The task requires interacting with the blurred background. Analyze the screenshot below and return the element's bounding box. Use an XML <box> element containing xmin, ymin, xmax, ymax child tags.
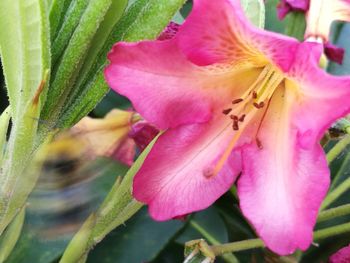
<box><xmin>1</xmin><ymin>0</ymin><xmax>350</xmax><ymax>262</ymax></box>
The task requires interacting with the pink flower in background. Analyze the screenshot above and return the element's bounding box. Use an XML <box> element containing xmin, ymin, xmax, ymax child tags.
<box><xmin>277</xmin><ymin>0</ymin><xmax>348</xmax><ymax>64</ymax></box>
<box><xmin>104</xmin><ymin>0</ymin><xmax>350</xmax><ymax>256</ymax></box>
<box><xmin>277</xmin><ymin>0</ymin><xmax>309</xmax><ymax>20</ymax></box>
<box><xmin>305</xmin><ymin>0</ymin><xmax>350</xmax><ymax>64</ymax></box>
<box><xmin>329</xmin><ymin>244</ymin><xmax>350</xmax><ymax>263</ymax></box>
<box><xmin>129</xmin><ymin>121</ymin><xmax>159</xmax><ymax>151</ymax></box>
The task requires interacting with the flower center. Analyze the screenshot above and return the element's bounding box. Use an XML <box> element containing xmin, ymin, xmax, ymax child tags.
<box><xmin>223</xmin><ymin>64</ymin><xmax>284</xmax><ymax>136</ymax></box>
<box><xmin>211</xmin><ymin>64</ymin><xmax>285</xmax><ymax>177</ymax></box>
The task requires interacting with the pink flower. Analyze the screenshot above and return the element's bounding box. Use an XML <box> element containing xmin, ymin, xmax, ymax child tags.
<box><xmin>277</xmin><ymin>0</ymin><xmax>348</xmax><ymax>64</ymax></box>
<box><xmin>104</xmin><ymin>0</ymin><xmax>350</xmax><ymax>255</ymax></box>
<box><xmin>329</xmin><ymin>244</ymin><xmax>350</xmax><ymax>263</ymax></box>
<box><xmin>277</xmin><ymin>0</ymin><xmax>309</xmax><ymax>20</ymax></box>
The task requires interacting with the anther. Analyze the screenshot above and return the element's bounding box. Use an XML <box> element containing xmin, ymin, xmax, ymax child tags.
<box><xmin>253</xmin><ymin>102</ymin><xmax>265</xmax><ymax>109</ymax></box>
<box><xmin>253</xmin><ymin>102</ymin><xmax>260</xmax><ymax>109</ymax></box>
<box><xmin>238</xmin><ymin>114</ymin><xmax>246</xmax><ymax>122</ymax></box>
<box><xmin>222</xmin><ymin>108</ymin><xmax>232</xmax><ymax>115</ymax></box>
<box><xmin>232</xmin><ymin>98</ymin><xmax>243</xmax><ymax>104</ymax></box>
<box><xmin>252</xmin><ymin>91</ymin><xmax>258</xmax><ymax>99</ymax></box>
<box><xmin>230</xmin><ymin>115</ymin><xmax>239</xmax><ymax>121</ymax></box>
<box><xmin>232</xmin><ymin>120</ymin><xmax>239</xmax><ymax>131</ymax></box>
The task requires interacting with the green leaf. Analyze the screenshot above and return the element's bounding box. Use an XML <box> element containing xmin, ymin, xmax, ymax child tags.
<box><xmin>73</xmin><ymin>0</ymin><xmax>128</xmax><ymax>92</ymax></box>
<box><xmin>57</xmin><ymin>0</ymin><xmax>186</xmax><ymax>128</ymax></box>
<box><xmin>0</xmin><ymin>207</ymin><xmax>25</xmax><ymax>263</ymax></box>
<box><xmin>0</xmin><ymin>0</ymin><xmax>50</xmax><ymax>235</ymax></box>
<box><xmin>0</xmin><ymin>0</ymin><xmax>50</xmax><ymax>120</ymax></box>
<box><xmin>51</xmin><ymin>0</ymin><xmax>89</xmax><ymax>66</ymax></box>
<box><xmin>241</xmin><ymin>0</ymin><xmax>265</xmax><ymax>28</ymax></box>
<box><xmin>88</xmin><ymin>208</ymin><xmax>185</xmax><ymax>263</ymax></box>
<box><xmin>49</xmin><ymin>0</ymin><xmax>73</xmax><ymax>43</ymax></box>
<box><xmin>42</xmin><ymin>0</ymin><xmax>113</xmax><ymax>122</ymax></box>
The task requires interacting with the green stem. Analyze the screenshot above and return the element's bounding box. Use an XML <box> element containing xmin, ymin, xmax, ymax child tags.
<box><xmin>190</xmin><ymin>221</ymin><xmax>239</xmax><ymax>263</ymax></box>
<box><xmin>326</xmin><ymin>135</ymin><xmax>350</xmax><ymax>164</ymax></box>
<box><xmin>321</xmin><ymin>177</ymin><xmax>350</xmax><ymax>210</ymax></box>
<box><xmin>314</xmin><ymin>222</ymin><xmax>350</xmax><ymax>240</ymax></box>
<box><xmin>210</xmin><ymin>220</ymin><xmax>350</xmax><ymax>256</ymax></box>
<box><xmin>318</xmin><ymin>204</ymin><xmax>350</xmax><ymax>223</ymax></box>
<box><xmin>190</xmin><ymin>221</ymin><xmax>221</xmax><ymax>246</ymax></box>
<box><xmin>211</xmin><ymin>239</ymin><xmax>265</xmax><ymax>256</ymax></box>
<box><xmin>284</xmin><ymin>12</ymin><xmax>306</xmax><ymax>40</ymax></box>
<box><xmin>330</xmin><ymin>152</ymin><xmax>350</xmax><ymax>190</ymax></box>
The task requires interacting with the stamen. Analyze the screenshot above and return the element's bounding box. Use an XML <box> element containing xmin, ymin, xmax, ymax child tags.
<box><xmin>258</xmin><ymin>102</ymin><xmax>265</xmax><ymax>108</ymax></box>
<box><xmin>254</xmin><ymin>93</ymin><xmax>275</xmax><ymax>150</ymax></box>
<box><xmin>222</xmin><ymin>108</ymin><xmax>232</xmax><ymax>115</ymax></box>
<box><xmin>252</xmin><ymin>91</ymin><xmax>258</xmax><ymax>99</ymax></box>
<box><xmin>238</xmin><ymin>114</ymin><xmax>246</xmax><ymax>122</ymax></box>
<box><xmin>232</xmin><ymin>98</ymin><xmax>243</xmax><ymax>104</ymax></box>
<box><xmin>212</xmin><ymin>127</ymin><xmax>244</xmax><ymax>177</ymax></box>
<box><xmin>232</xmin><ymin>121</ymin><xmax>239</xmax><ymax>131</ymax></box>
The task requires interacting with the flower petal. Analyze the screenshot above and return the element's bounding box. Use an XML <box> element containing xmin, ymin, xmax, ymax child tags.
<box><xmin>329</xmin><ymin>244</ymin><xmax>350</xmax><ymax>263</ymax></box>
<box><xmin>277</xmin><ymin>0</ymin><xmax>309</xmax><ymax>20</ymax></box>
<box><xmin>105</xmin><ymin>40</ymin><xmax>255</xmax><ymax>130</ymax></box>
<box><xmin>287</xmin><ymin>42</ymin><xmax>350</xmax><ymax>147</ymax></box>
<box><xmin>238</xmin><ymin>86</ymin><xmax>330</xmax><ymax>255</ymax></box>
<box><xmin>133</xmin><ymin>117</ymin><xmax>241</xmax><ymax>220</ymax></box>
<box><xmin>177</xmin><ymin>0</ymin><xmax>299</xmax><ymax>72</ymax></box>
<box><xmin>105</xmin><ymin>40</ymin><xmax>214</xmax><ymax>130</ymax></box>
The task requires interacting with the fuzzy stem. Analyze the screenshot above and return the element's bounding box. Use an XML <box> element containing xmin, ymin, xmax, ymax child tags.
<box><xmin>210</xmin><ymin>220</ymin><xmax>350</xmax><ymax>256</ymax></box>
<box><xmin>321</xmin><ymin>177</ymin><xmax>350</xmax><ymax>210</ymax></box>
<box><xmin>318</xmin><ymin>204</ymin><xmax>350</xmax><ymax>223</ymax></box>
<box><xmin>326</xmin><ymin>135</ymin><xmax>350</xmax><ymax>164</ymax></box>
<box><xmin>190</xmin><ymin>221</ymin><xmax>239</xmax><ymax>263</ymax></box>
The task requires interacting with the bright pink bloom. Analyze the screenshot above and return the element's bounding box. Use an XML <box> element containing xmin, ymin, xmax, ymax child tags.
<box><xmin>277</xmin><ymin>0</ymin><xmax>309</xmax><ymax>20</ymax></box>
<box><xmin>104</xmin><ymin>0</ymin><xmax>350</xmax><ymax>255</ymax></box>
<box><xmin>330</xmin><ymin>244</ymin><xmax>350</xmax><ymax>263</ymax></box>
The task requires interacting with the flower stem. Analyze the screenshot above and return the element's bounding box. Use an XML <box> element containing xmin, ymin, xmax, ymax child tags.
<box><xmin>210</xmin><ymin>219</ymin><xmax>350</xmax><ymax>256</ymax></box>
<box><xmin>190</xmin><ymin>220</ymin><xmax>239</xmax><ymax>263</ymax></box>
<box><xmin>321</xmin><ymin>177</ymin><xmax>350</xmax><ymax>210</ymax></box>
<box><xmin>210</xmin><ymin>239</ymin><xmax>265</xmax><ymax>255</ymax></box>
<box><xmin>314</xmin><ymin>222</ymin><xmax>350</xmax><ymax>240</ymax></box>
<box><xmin>190</xmin><ymin>221</ymin><xmax>221</xmax><ymax>246</ymax></box>
<box><xmin>318</xmin><ymin>204</ymin><xmax>350</xmax><ymax>223</ymax></box>
<box><xmin>326</xmin><ymin>135</ymin><xmax>350</xmax><ymax>164</ymax></box>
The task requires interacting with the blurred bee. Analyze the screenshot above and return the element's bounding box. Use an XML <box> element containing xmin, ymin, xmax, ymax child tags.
<box><xmin>27</xmin><ymin>109</ymin><xmax>137</xmax><ymax>238</ymax></box>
